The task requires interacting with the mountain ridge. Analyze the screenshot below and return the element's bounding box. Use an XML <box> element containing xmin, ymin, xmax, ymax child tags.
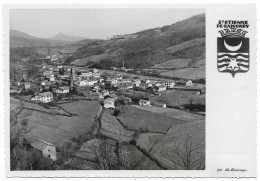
<box><xmin>51</xmin><ymin>33</ymin><xmax>86</xmax><ymax>42</ymax></box>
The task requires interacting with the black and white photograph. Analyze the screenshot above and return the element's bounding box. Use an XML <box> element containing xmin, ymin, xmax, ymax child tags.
<box><xmin>3</xmin><ymin>3</ymin><xmax>257</xmax><ymax>179</ymax></box>
<box><xmin>9</xmin><ymin>8</ymin><xmax>206</xmax><ymax>170</ymax></box>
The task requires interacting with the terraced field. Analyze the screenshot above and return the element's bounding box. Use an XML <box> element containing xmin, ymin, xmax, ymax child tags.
<box><xmin>99</xmin><ymin>109</ymin><xmax>134</xmax><ymax>142</ymax></box>
<box><xmin>13</xmin><ymin>98</ymin><xmax>101</xmax><ymax>146</ymax></box>
<box><xmin>118</xmin><ymin>105</ymin><xmax>194</xmax><ymax>134</ymax></box>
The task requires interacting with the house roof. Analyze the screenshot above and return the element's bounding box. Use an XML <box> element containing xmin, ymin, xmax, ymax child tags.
<box><xmin>39</xmin><ymin>92</ymin><xmax>53</xmax><ymax>97</ymax></box>
<box><xmin>30</xmin><ymin>139</ymin><xmax>55</xmax><ymax>151</ymax></box>
<box><xmin>139</xmin><ymin>99</ymin><xmax>150</xmax><ymax>103</ymax></box>
<box><xmin>118</xmin><ymin>83</ymin><xmax>132</xmax><ymax>87</ymax></box>
<box><xmin>104</xmin><ymin>98</ymin><xmax>115</xmax><ymax>102</ymax></box>
<box><xmin>157</xmin><ymin>85</ymin><xmax>167</xmax><ymax>88</ymax></box>
<box><xmin>59</xmin><ymin>86</ymin><xmax>69</xmax><ymax>90</ymax></box>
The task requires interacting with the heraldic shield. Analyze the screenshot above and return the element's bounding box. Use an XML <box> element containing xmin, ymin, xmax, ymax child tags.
<box><xmin>217</xmin><ymin>29</ymin><xmax>249</xmax><ymax>77</ymax></box>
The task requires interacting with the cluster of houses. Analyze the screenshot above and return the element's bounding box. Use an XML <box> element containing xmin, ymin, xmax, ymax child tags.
<box><xmin>10</xmin><ymin>62</ymin><xmax>201</xmax><ymax>110</ymax></box>
<box><xmin>104</xmin><ymin>73</ymin><xmax>176</xmax><ymax>93</ymax></box>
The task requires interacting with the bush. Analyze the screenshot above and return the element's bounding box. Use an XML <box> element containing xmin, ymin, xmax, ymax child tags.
<box><xmin>114</xmin><ymin>107</ymin><xmax>121</xmax><ymax>117</ymax></box>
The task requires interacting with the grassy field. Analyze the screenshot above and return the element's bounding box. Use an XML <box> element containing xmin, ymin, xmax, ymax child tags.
<box><xmin>132</xmin><ymin>105</ymin><xmax>204</xmax><ymax>122</ymax></box>
<box><xmin>192</xmin><ymin>58</ymin><xmax>205</xmax><ymax>68</ymax></box>
<box><xmin>153</xmin><ymin>90</ymin><xmax>198</xmax><ymax>107</ymax></box>
<box><xmin>11</xmin><ymin>97</ymin><xmax>70</xmax><ymax>116</ymax></box>
<box><xmin>118</xmin><ymin>105</ymin><xmax>191</xmax><ymax>134</ymax></box>
<box><xmin>160</xmin><ymin>67</ymin><xmax>205</xmax><ymax>80</ymax></box>
<box><xmin>59</xmin><ymin>100</ymin><xmax>102</xmax><ymax>117</ymax></box>
<box><xmin>18</xmin><ymin>109</ymin><xmax>96</xmax><ymax>146</ymax></box>
<box><xmin>149</xmin><ymin>58</ymin><xmax>192</xmax><ymax>69</ymax></box>
<box><xmin>136</xmin><ymin>119</ymin><xmax>205</xmax><ymax>169</ymax></box>
<box><xmin>15</xmin><ymin>100</ymin><xmax>101</xmax><ymax>146</ymax></box>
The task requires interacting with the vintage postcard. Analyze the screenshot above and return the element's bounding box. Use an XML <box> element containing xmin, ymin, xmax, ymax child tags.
<box><xmin>3</xmin><ymin>4</ymin><xmax>257</xmax><ymax>178</ymax></box>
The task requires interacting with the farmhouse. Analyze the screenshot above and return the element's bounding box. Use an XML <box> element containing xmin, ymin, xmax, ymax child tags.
<box><xmin>139</xmin><ymin>99</ymin><xmax>151</xmax><ymax>106</ymax></box>
<box><xmin>47</xmin><ymin>75</ymin><xmax>56</xmax><ymax>82</ymax></box>
<box><xmin>81</xmin><ymin>72</ymin><xmax>92</xmax><ymax>77</ymax></box>
<box><xmin>164</xmin><ymin>81</ymin><xmax>175</xmax><ymax>89</ymax></box>
<box><xmin>53</xmin><ymin>86</ymin><xmax>69</xmax><ymax>94</ymax></box>
<box><xmin>75</xmin><ymin>79</ymin><xmax>97</xmax><ymax>87</ymax></box>
<box><xmin>10</xmin><ymin>86</ymin><xmax>22</xmax><ymax>94</ymax></box>
<box><xmin>43</xmin><ymin>70</ymin><xmax>53</xmax><ymax>77</ymax></box>
<box><xmin>104</xmin><ymin>98</ymin><xmax>115</xmax><ymax>109</ymax></box>
<box><xmin>102</xmin><ymin>90</ymin><xmax>110</xmax><ymax>97</ymax></box>
<box><xmin>131</xmin><ymin>79</ymin><xmax>141</xmax><ymax>86</ymax></box>
<box><xmin>23</xmin><ymin>82</ymin><xmax>31</xmax><ymax>90</ymax></box>
<box><xmin>92</xmin><ymin>72</ymin><xmax>101</xmax><ymax>78</ymax></box>
<box><xmin>186</xmin><ymin>80</ymin><xmax>193</xmax><ymax>87</ymax></box>
<box><xmin>121</xmin><ymin>79</ymin><xmax>132</xmax><ymax>83</ymax></box>
<box><xmin>155</xmin><ymin>85</ymin><xmax>167</xmax><ymax>92</ymax></box>
<box><xmin>118</xmin><ymin>83</ymin><xmax>133</xmax><ymax>90</ymax></box>
<box><xmin>30</xmin><ymin>139</ymin><xmax>57</xmax><ymax>161</ymax></box>
<box><xmin>146</xmin><ymin>83</ymin><xmax>153</xmax><ymax>88</ymax></box>
<box><xmin>135</xmin><ymin>83</ymin><xmax>147</xmax><ymax>90</ymax></box>
<box><xmin>31</xmin><ymin>92</ymin><xmax>53</xmax><ymax>103</ymax></box>
<box><xmin>115</xmin><ymin>73</ymin><xmax>123</xmax><ymax>80</ymax></box>
<box><xmin>106</xmin><ymin>78</ymin><xmax>118</xmax><ymax>85</ymax></box>
<box><xmin>41</xmin><ymin>80</ymin><xmax>49</xmax><ymax>86</ymax></box>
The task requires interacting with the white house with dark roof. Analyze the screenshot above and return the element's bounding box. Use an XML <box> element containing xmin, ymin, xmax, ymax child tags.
<box><xmin>186</xmin><ymin>80</ymin><xmax>193</xmax><ymax>87</ymax></box>
<box><xmin>53</xmin><ymin>86</ymin><xmax>69</xmax><ymax>94</ymax></box>
<box><xmin>139</xmin><ymin>99</ymin><xmax>151</xmax><ymax>106</ymax></box>
<box><xmin>31</xmin><ymin>139</ymin><xmax>57</xmax><ymax>161</ymax></box>
<box><xmin>155</xmin><ymin>85</ymin><xmax>167</xmax><ymax>92</ymax></box>
<box><xmin>104</xmin><ymin>98</ymin><xmax>115</xmax><ymax>109</ymax></box>
<box><xmin>164</xmin><ymin>81</ymin><xmax>175</xmax><ymax>89</ymax></box>
<box><xmin>31</xmin><ymin>92</ymin><xmax>53</xmax><ymax>103</ymax></box>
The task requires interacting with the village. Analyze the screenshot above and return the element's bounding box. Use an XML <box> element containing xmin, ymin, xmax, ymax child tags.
<box><xmin>10</xmin><ymin>56</ymin><xmax>205</xmax><ymax>111</ymax></box>
<box><xmin>10</xmin><ymin>54</ymin><xmax>206</xmax><ymax>167</ymax></box>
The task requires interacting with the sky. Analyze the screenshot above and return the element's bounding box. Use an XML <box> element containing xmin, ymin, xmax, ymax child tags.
<box><xmin>10</xmin><ymin>9</ymin><xmax>204</xmax><ymax>39</ymax></box>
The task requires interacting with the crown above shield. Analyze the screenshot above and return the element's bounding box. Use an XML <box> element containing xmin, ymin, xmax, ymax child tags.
<box><xmin>218</xmin><ymin>28</ymin><xmax>248</xmax><ymax>38</ymax></box>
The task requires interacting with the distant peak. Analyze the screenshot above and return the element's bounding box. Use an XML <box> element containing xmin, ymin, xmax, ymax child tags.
<box><xmin>51</xmin><ymin>33</ymin><xmax>86</xmax><ymax>42</ymax></box>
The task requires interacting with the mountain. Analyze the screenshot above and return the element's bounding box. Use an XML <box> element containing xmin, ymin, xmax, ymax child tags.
<box><xmin>51</xmin><ymin>33</ymin><xmax>86</xmax><ymax>42</ymax></box>
<box><xmin>10</xmin><ymin>29</ymin><xmax>38</xmax><ymax>40</ymax></box>
<box><xmin>10</xmin><ymin>30</ymin><xmax>71</xmax><ymax>48</ymax></box>
<box><xmin>68</xmin><ymin>14</ymin><xmax>205</xmax><ymax>80</ymax></box>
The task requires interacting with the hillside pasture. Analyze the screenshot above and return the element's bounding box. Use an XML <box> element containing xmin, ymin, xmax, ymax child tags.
<box><xmin>160</xmin><ymin>67</ymin><xmax>205</xmax><ymax>80</ymax></box>
<box><xmin>149</xmin><ymin>58</ymin><xmax>192</xmax><ymax>69</ymax></box>
<box><xmin>118</xmin><ymin>105</ymin><xmax>190</xmax><ymax>134</ymax></box>
<box><xmin>16</xmin><ymin>100</ymin><xmax>101</xmax><ymax>146</ymax></box>
<box><xmin>59</xmin><ymin>100</ymin><xmax>102</xmax><ymax>117</ymax></box>
<box><xmin>10</xmin><ymin>97</ymin><xmax>70</xmax><ymax>116</ymax></box>
<box><xmin>17</xmin><ymin>109</ymin><xmax>97</xmax><ymax>146</ymax></box>
<box><xmin>136</xmin><ymin>119</ymin><xmax>205</xmax><ymax>169</ymax></box>
<box><xmin>166</xmin><ymin>38</ymin><xmax>205</xmax><ymax>55</ymax></box>
<box><xmin>153</xmin><ymin>90</ymin><xmax>197</xmax><ymax>107</ymax></box>
<box><xmin>70</xmin><ymin>53</ymin><xmax>110</xmax><ymax>66</ymax></box>
<box><xmin>132</xmin><ymin>105</ymin><xmax>204</xmax><ymax>122</ymax></box>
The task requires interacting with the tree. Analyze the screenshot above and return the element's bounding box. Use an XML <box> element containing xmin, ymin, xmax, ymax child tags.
<box><xmin>161</xmin><ymin>133</ymin><xmax>205</xmax><ymax>170</ymax></box>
